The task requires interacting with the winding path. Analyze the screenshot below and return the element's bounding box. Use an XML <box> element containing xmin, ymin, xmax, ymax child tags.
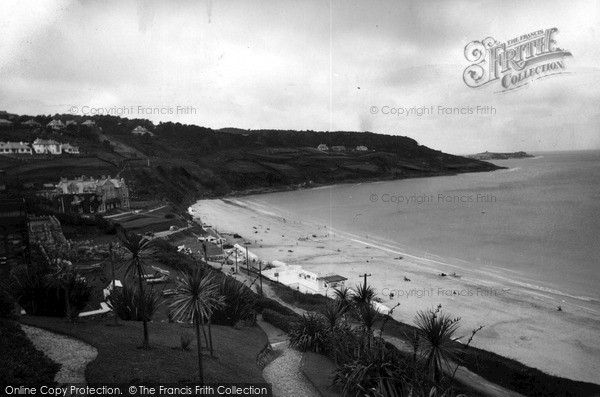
<box><xmin>20</xmin><ymin>324</ymin><xmax>98</xmax><ymax>384</ymax></box>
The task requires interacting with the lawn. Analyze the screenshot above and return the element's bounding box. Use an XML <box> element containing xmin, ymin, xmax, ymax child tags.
<box><xmin>19</xmin><ymin>316</ymin><xmax>269</xmax><ymax>384</ymax></box>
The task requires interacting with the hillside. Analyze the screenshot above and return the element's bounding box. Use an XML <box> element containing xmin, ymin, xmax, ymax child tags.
<box><xmin>0</xmin><ymin>113</ymin><xmax>502</xmax><ymax>209</ymax></box>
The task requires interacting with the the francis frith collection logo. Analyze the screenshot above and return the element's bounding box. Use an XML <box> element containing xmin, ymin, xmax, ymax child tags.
<box><xmin>463</xmin><ymin>28</ymin><xmax>572</xmax><ymax>91</ymax></box>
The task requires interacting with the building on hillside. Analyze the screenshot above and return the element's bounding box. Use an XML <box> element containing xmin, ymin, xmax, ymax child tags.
<box><xmin>81</xmin><ymin>120</ymin><xmax>96</xmax><ymax>127</ymax></box>
<box><xmin>0</xmin><ymin>142</ymin><xmax>33</xmax><ymax>155</ymax></box>
<box><xmin>317</xmin><ymin>144</ymin><xmax>329</xmax><ymax>151</ymax></box>
<box><xmin>261</xmin><ymin>263</ymin><xmax>347</xmax><ymax>296</ymax></box>
<box><xmin>61</xmin><ymin>143</ymin><xmax>80</xmax><ymax>154</ymax></box>
<box><xmin>35</xmin><ymin>183</ymin><xmax>58</xmax><ymax>199</ymax></box>
<box><xmin>132</xmin><ymin>126</ymin><xmax>154</xmax><ymax>136</ymax></box>
<box><xmin>0</xmin><ymin>198</ymin><xmax>30</xmax><ymax>276</ymax></box>
<box><xmin>22</xmin><ymin>119</ymin><xmax>42</xmax><ymax>128</ymax></box>
<box><xmin>55</xmin><ymin>175</ymin><xmax>130</xmax><ymax>213</ymax></box>
<box><xmin>32</xmin><ymin>138</ymin><xmax>62</xmax><ymax>154</ymax></box>
<box><xmin>356</xmin><ymin>145</ymin><xmax>368</xmax><ymax>151</ymax></box>
<box><xmin>0</xmin><ymin>118</ymin><xmax>14</xmax><ymax>128</ymax></box>
<box><xmin>28</xmin><ymin>215</ymin><xmax>68</xmax><ymax>250</ymax></box>
<box><xmin>47</xmin><ymin>119</ymin><xmax>66</xmax><ymax>131</ymax></box>
<box><xmin>66</xmin><ymin>120</ymin><xmax>77</xmax><ymax>126</ymax></box>
<box><xmin>331</xmin><ymin>145</ymin><xmax>346</xmax><ymax>152</ymax></box>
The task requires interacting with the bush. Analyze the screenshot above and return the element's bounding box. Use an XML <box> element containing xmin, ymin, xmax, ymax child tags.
<box><xmin>289</xmin><ymin>312</ymin><xmax>329</xmax><ymax>353</ymax></box>
<box><xmin>107</xmin><ymin>284</ymin><xmax>161</xmax><ymax>321</ymax></box>
<box><xmin>333</xmin><ymin>338</ymin><xmax>413</xmax><ymax>397</ymax></box>
<box><xmin>254</xmin><ymin>297</ymin><xmax>298</xmax><ymax>317</ymax></box>
<box><xmin>270</xmin><ymin>282</ymin><xmax>331</xmax><ymax>310</ymax></box>
<box><xmin>0</xmin><ymin>319</ymin><xmax>60</xmax><ymax>385</ymax></box>
<box><xmin>7</xmin><ymin>263</ymin><xmax>91</xmax><ymax>318</ymax></box>
<box><xmin>0</xmin><ymin>289</ymin><xmax>15</xmax><ymax>319</ymax></box>
<box><xmin>261</xmin><ymin>309</ymin><xmax>297</xmax><ymax>333</ymax></box>
<box><xmin>180</xmin><ymin>333</ymin><xmax>193</xmax><ymax>351</ymax></box>
<box><xmin>211</xmin><ymin>276</ymin><xmax>257</xmax><ymax>326</ymax></box>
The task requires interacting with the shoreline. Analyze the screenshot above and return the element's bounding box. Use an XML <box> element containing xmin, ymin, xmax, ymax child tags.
<box><xmin>190</xmin><ymin>196</ymin><xmax>600</xmax><ymax>385</ymax></box>
<box><xmin>193</xmin><ymin>166</ymin><xmax>507</xmax><ymax>203</ymax></box>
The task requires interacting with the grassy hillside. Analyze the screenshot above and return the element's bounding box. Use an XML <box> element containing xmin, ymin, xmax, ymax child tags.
<box><xmin>0</xmin><ymin>113</ymin><xmax>502</xmax><ymax>209</ymax></box>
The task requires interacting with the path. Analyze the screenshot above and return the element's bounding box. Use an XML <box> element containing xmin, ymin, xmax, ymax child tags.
<box><xmin>257</xmin><ymin>315</ymin><xmax>319</xmax><ymax>397</ymax></box>
<box><xmin>20</xmin><ymin>324</ymin><xmax>98</xmax><ymax>384</ymax></box>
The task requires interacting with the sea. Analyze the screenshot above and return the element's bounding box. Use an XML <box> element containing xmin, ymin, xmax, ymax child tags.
<box><xmin>233</xmin><ymin>150</ymin><xmax>600</xmax><ymax>315</ymax></box>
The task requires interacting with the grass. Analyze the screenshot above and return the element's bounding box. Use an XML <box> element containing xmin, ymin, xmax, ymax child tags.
<box><xmin>302</xmin><ymin>352</ymin><xmax>341</xmax><ymax>397</ymax></box>
<box><xmin>0</xmin><ymin>318</ymin><xmax>60</xmax><ymax>385</ymax></box>
<box><xmin>19</xmin><ymin>315</ymin><xmax>269</xmax><ymax>384</ymax></box>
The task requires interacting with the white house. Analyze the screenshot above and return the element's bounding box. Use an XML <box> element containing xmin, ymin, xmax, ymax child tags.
<box><xmin>132</xmin><ymin>126</ymin><xmax>154</xmax><ymax>136</ymax></box>
<box><xmin>261</xmin><ymin>263</ymin><xmax>347</xmax><ymax>296</ymax></box>
<box><xmin>32</xmin><ymin>138</ymin><xmax>62</xmax><ymax>155</ymax></box>
<box><xmin>47</xmin><ymin>119</ymin><xmax>65</xmax><ymax>131</ymax></box>
<box><xmin>82</xmin><ymin>120</ymin><xmax>96</xmax><ymax>127</ymax></box>
<box><xmin>22</xmin><ymin>119</ymin><xmax>41</xmax><ymax>128</ymax></box>
<box><xmin>331</xmin><ymin>145</ymin><xmax>346</xmax><ymax>152</ymax></box>
<box><xmin>0</xmin><ymin>119</ymin><xmax>13</xmax><ymax>128</ymax></box>
<box><xmin>0</xmin><ymin>142</ymin><xmax>32</xmax><ymax>155</ymax></box>
<box><xmin>356</xmin><ymin>145</ymin><xmax>368</xmax><ymax>151</ymax></box>
<box><xmin>61</xmin><ymin>143</ymin><xmax>80</xmax><ymax>154</ymax></box>
<box><xmin>317</xmin><ymin>144</ymin><xmax>329</xmax><ymax>151</ymax></box>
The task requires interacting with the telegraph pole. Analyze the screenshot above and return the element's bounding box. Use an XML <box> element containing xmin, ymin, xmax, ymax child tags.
<box><xmin>259</xmin><ymin>261</ymin><xmax>263</xmax><ymax>296</ymax></box>
<box><xmin>246</xmin><ymin>245</ymin><xmax>249</xmax><ymax>275</ymax></box>
<box><xmin>359</xmin><ymin>273</ymin><xmax>371</xmax><ymax>290</ymax></box>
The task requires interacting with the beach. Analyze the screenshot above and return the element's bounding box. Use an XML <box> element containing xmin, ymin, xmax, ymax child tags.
<box><xmin>191</xmin><ymin>196</ymin><xmax>600</xmax><ymax>384</ymax></box>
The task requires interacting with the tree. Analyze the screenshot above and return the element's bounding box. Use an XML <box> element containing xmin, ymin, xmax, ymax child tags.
<box><xmin>414</xmin><ymin>305</ymin><xmax>462</xmax><ymax>385</ymax></box>
<box><xmin>117</xmin><ymin>228</ymin><xmax>153</xmax><ymax>348</ymax></box>
<box><xmin>169</xmin><ymin>269</ymin><xmax>224</xmax><ymax>383</ymax></box>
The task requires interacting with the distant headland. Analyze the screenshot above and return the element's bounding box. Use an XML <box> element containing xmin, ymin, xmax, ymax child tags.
<box><xmin>467</xmin><ymin>151</ymin><xmax>535</xmax><ymax>160</ymax></box>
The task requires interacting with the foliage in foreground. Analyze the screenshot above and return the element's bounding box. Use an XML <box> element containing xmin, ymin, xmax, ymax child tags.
<box><xmin>7</xmin><ymin>259</ymin><xmax>91</xmax><ymax>319</ymax></box>
<box><xmin>0</xmin><ymin>319</ymin><xmax>60</xmax><ymax>385</ymax></box>
<box><xmin>107</xmin><ymin>284</ymin><xmax>162</xmax><ymax>321</ymax></box>
<box><xmin>289</xmin><ymin>312</ymin><xmax>330</xmax><ymax>353</ymax></box>
<box><xmin>261</xmin><ymin>309</ymin><xmax>297</xmax><ymax>333</ymax></box>
<box><xmin>211</xmin><ymin>275</ymin><xmax>256</xmax><ymax>326</ymax></box>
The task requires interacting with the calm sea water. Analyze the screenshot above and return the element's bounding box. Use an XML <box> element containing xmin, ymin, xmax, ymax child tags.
<box><xmin>237</xmin><ymin>151</ymin><xmax>600</xmax><ymax>312</ymax></box>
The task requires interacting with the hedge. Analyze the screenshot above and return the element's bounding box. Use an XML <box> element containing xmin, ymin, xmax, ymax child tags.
<box><xmin>261</xmin><ymin>309</ymin><xmax>298</xmax><ymax>333</ymax></box>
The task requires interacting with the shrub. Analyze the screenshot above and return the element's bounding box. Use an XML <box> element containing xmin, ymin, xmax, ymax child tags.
<box><xmin>7</xmin><ymin>263</ymin><xmax>91</xmax><ymax>318</ymax></box>
<box><xmin>180</xmin><ymin>333</ymin><xmax>193</xmax><ymax>351</ymax></box>
<box><xmin>270</xmin><ymin>282</ymin><xmax>330</xmax><ymax>310</ymax></box>
<box><xmin>261</xmin><ymin>309</ymin><xmax>296</xmax><ymax>333</ymax></box>
<box><xmin>0</xmin><ymin>319</ymin><xmax>60</xmax><ymax>385</ymax></box>
<box><xmin>211</xmin><ymin>276</ymin><xmax>256</xmax><ymax>326</ymax></box>
<box><xmin>0</xmin><ymin>289</ymin><xmax>15</xmax><ymax>319</ymax></box>
<box><xmin>289</xmin><ymin>312</ymin><xmax>329</xmax><ymax>353</ymax></box>
<box><xmin>107</xmin><ymin>284</ymin><xmax>162</xmax><ymax>321</ymax></box>
<box><xmin>333</xmin><ymin>337</ymin><xmax>413</xmax><ymax>397</ymax></box>
<box><xmin>254</xmin><ymin>297</ymin><xmax>298</xmax><ymax>317</ymax></box>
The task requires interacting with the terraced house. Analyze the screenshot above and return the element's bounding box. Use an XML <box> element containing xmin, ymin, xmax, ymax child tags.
<box><xmin>0</xmin><ymin>141</ymin><xmax>32</xmax><ymax>155</ymax></box>
<box><xmin>32</xmin><ymin>138</ymin><xmax>62</xmax><ymax>154</ymax></box>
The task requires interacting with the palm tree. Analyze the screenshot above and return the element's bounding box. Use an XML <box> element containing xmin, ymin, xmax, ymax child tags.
<box><xmin>117</xmin><ymin>228</ymin><xmax>153</xmax><ymax>348</ymax></box>
<box><xmin>333</xmin><ymin>285</ymin><xmax>352</xmax><ymax>304</ymax></box>
<box><xmin>44</xmin><ymin>259</ymin><xmax>78</xmax><ymax>322</ymax></box>
<box><xmin>414</xmin><ymin>306</ymin><xmax>462</xmax><ymax>385</ymax></box>
<box><xmin>351</xmin><ymin>283</ymin><xmax>375</xmax><ymax>306</ymax></box>
<box><xmin>169</xmin><ymin>269</ymin><xmax>224</xmax><ymax>383</ymax></box>
<box><xmin>319</xmin><ymin>299</ymin><xmax>347</xmax><ymax>332</ymax></box>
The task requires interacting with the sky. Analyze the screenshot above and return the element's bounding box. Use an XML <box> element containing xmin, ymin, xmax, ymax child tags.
<box><xmin>0</xmin><ymin>0</ymin><xmax>599</xmax><ymax>154</ymax></box>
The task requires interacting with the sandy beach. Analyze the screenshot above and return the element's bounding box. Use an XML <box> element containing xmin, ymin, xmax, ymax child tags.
<box><xmin>191</xmin><ymin>197</ymin><xmax>600</xmax><ymax>384</ymax></box>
